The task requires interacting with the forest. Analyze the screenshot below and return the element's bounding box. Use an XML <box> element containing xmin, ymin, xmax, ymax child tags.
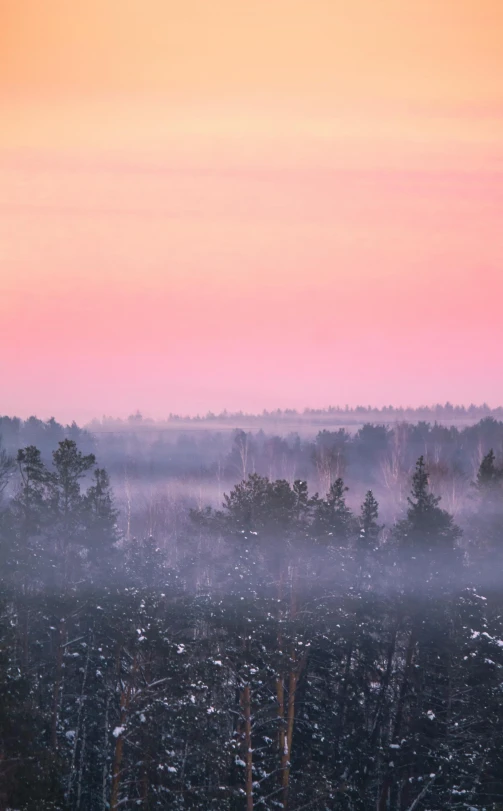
<box><xmin>1</xmin><ymin>413</ymin><xmax>503</xmax><ymax>810</ymax></box>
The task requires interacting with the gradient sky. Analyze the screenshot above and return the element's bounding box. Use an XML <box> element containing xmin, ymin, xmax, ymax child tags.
<box><xmin>1</xmin><ymin>0</ymin><xmax>502</xmax><ymax>421</ymax></box>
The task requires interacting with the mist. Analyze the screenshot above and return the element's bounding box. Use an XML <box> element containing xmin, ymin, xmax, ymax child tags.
<box><xmin>1</xmin><ymin>407</ymin><xmax>503</xmax><ymax>809</ymax></box>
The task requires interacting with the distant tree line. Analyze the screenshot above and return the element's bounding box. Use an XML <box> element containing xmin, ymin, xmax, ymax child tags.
<box><xmin>2</xmin><ymin>415</ymin><xmax>503</xmax><ymax>517</ymax></box>
<box><xmin>1</xmin><ymin>428</ymin><xmax>503</xmax><ymax>809</ymax></box>
<box><xmin>99</xmin><ymin>402</ymin><xmax>503</xmax><ymax>424</ymax></box>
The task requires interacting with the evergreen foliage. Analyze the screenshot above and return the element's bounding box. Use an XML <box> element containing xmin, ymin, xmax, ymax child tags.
<box><xmin>0</xmin><ymin>437</ymin><xmax>503</xmax><ymax>809</ymax></box>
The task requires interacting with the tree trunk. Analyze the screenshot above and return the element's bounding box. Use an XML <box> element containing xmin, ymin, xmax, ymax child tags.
<box><xmin>378</xmin><ymin>627</ymin><xmax>417</xmax><ymax>811</ymax></box>
<box><xmin>51</xmin><ymin>618</ymin><xmax>66</xmax><ymax>750</ymax></box>
<box><xmin>102</xmin><ymin>695</ymin><xmax>109</xmax><ymax>811</ymax></box>
<box><xmin>279</xmin><ymin>648</ymin><xmax>307</xmax><ymax>811</ymax></box>
<box><xmin>110</xmin><ymin>654</ymin><xmax>138</xmax><ymax>811</ymax></box>
<box><xmin>280</xmin><ymin>655</ymin><xmax>296</xmax><ymax>809</ymax></box>
<box><xmin>68</xmin><ymin>635</ymin><xmax>91</xmax><ymax>803</ymax></box>
<box><xmin>241</xmin><ymin>683</ymin><xmax>254</xmax><ymax>811</ymax></box>
<box><xmin>76</xmin><ymin>719</ymin><xmax>86</xmax><ymax>809</ymax></box>
<box><xmin>370</xmin><ymin>627</ymin><xmax>398</xmax><ymax>748</ymax></box>
<box><xmin>335</xmin><ymin>635</ymin><xmax>355</xmax><ymax>755</ymax></box>
<box><xmin>276</xmin><ymin>674</ymin><xmax>286</xmax><ymax>780</ymax></box>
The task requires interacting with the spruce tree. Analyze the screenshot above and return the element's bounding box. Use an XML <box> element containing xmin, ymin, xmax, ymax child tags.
<box><xmin>393</xmin><ymin>456</ymin><xmax>462</xmax><ymax>582</ymax></box>
<box><xmin>359</xmin><ymin>490</ymin><xmax>381</xmax><ymax>550</ymax></box>
<box><xmin>470</xmin><ymin>449</ymin><xmax>503</xmax><ymax>572</ymax></box>
<box><xmin>476</xmin><ymin>448</ymin><xmax>503</xmax><ymax>493</ymax></box>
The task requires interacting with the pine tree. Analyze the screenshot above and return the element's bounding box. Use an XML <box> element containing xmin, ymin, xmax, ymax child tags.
<box><xmin>3</xmin><ymin>446</ymin><xmax>51</xmax><ymax>587</ymax></box>
<box><xmin>48</xmin><ymin>439</ymin><xmax>96</xmax><ymax>583</ymax></box>
<box><xmin>82</xmin><ymin>468</ymin><xmax>119</xmax><ymax>578</ymax></box>
<box><xmin>311</xmin><ymin>477</ymin><xmax>355</xmax><ymax>547</ymax></box>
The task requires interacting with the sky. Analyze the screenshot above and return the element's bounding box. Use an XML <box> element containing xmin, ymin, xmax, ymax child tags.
<box><xmin>1</xmin><ymin>0</ymin><xmax>502</xmax><ymax>422</ymax></box>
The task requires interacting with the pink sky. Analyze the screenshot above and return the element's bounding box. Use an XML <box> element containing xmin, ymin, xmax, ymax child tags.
<box><xmin>1</xmin><ymin>1</ymin><xmax>502</xmax><ymax>421</ymax></box>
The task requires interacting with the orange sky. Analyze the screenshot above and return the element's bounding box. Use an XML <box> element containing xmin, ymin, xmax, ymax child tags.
<box><xmin>1</xmin><ymin>0</ymin><xmax>502</xmax><ymax>421</ymax></box>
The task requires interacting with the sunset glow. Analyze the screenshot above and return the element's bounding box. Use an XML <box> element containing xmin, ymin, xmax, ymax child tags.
<box><xmin>1</xmin><ymin>0</ymin><xmax>502</xmax><ymax>420</ymax></box>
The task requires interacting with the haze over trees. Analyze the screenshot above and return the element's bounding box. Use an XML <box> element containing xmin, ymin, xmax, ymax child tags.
<box><xmin>1</xmin><ymin>411</ymin><xmax>503</xmax><ymax>809</ymax></box>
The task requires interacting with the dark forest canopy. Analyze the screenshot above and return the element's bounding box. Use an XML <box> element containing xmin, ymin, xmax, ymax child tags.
<box><xmin>1</xmin><ymin>423</ymin><xmax>503</xmax><ymax>810</ymax></box>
